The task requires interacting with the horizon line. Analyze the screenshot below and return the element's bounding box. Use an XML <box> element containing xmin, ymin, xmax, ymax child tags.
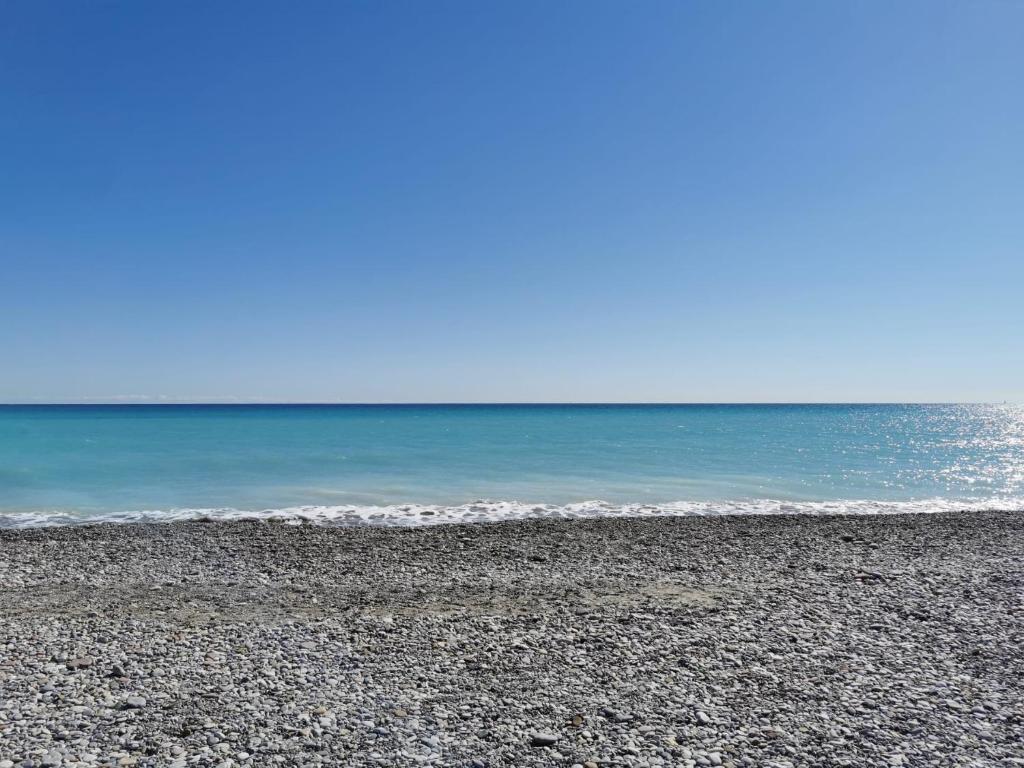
<box><xmin>0</xmin><ymin>401</ymin><xmax>1013</xmax><ymax>407</ymax></box>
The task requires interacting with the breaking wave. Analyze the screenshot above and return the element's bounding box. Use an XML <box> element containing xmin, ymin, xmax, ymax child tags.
<box><xmin>1</xmin><ymin>497</ymin><xmax>1022</xmax><ymax>529</ymax></box>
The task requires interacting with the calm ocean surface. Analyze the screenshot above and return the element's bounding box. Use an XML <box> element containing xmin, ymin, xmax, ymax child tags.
<box><xmin>0</xmin><ymin>404</ymin><xmax>1021</xmax><ymax>527</ymax></box>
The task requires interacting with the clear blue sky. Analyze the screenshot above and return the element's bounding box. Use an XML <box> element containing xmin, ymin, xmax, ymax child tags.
<box><xmin>1</xmin><ymin>1</ymin><xmax>1021</xmax><ymax>403</ymax></box>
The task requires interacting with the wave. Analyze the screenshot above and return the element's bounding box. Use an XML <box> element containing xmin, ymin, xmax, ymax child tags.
<box><xmin>1</xmin><ymin>497</ymin><xmax>1023</xmax><ymax>529</ymax></box>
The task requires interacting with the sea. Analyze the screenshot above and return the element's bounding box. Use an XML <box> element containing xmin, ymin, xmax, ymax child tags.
<box><xmin>0</xmin><ymin>403</ymin><xmax>1021</xmax><ymax>527</ymax></box>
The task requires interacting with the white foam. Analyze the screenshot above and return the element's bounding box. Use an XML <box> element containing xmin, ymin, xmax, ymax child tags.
<box><xmin>1</xmin><ymin>497</ymin><xmax>1022</xmax><ymax>529</ymax></box>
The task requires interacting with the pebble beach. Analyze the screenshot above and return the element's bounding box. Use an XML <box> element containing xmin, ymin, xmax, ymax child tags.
<box><xmin>1</xmin><ymin>511</ymin><xmax>1022</xmax><ymax>768</ymax></box>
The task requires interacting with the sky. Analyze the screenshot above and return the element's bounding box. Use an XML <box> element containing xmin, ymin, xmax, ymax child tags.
<box><xmin>1</xmin><ymin>1</ymin><xmax>1022</xmax><ymax>404</ymax></box>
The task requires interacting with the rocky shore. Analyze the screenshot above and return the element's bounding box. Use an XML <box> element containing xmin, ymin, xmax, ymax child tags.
<box><xmin>1</xmin><ymin>511</ymin><xmax>1022</xmax><ymax>768</ymax></box>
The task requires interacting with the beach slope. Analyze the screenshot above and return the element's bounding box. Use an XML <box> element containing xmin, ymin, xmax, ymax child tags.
<box><xmin>1</xmin><ymin>511</ymin><xmax>1022</xmax><ymax>767</ymax></box>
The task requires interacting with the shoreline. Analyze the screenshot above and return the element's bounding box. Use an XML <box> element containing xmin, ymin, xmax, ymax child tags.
<box><xmin>2</xmin><ymin>510</ymin><xmax>1022</xmax><ymax>766</ymax></box>
<box><xmin>4</xmin><ymin>495</ymin><xmax>1024</xmax><ymax>530</ymax></box>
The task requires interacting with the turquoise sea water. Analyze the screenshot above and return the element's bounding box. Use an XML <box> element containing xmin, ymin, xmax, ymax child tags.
<box><xmin>0</xmin><ymin>404</ymin><xmax>1022</xmax><ymax>527</ymax></box>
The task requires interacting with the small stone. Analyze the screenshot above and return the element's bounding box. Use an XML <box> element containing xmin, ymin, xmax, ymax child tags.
<box><xmin>531</xmin><ymin>732</ymin><xmax>559</xmax><ymax>747</ymax></box>
<box><xmin>124</xmin><ymin>696</ymin><xmax>148</xmax><ymax>709</ymax></box>
<box><xmin>696</xmin><ymin>711</ymin><xmax>711</xmax><ymax>725</ymax></box>
<box><xmin>601</xmin><ymin>707</ymin><xmax>634</xmax><ymax>723</ymax></box>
